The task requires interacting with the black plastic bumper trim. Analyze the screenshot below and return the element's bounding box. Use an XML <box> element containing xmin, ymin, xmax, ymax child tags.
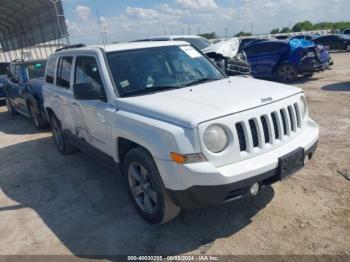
<box><xmin>168</xmin><ymin>140</ymin><xmax>318</xmax><ymax>209</ymax></box>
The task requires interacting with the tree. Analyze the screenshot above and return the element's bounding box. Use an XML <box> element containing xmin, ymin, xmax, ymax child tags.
<box><xmin>270</xmin><ymin>28</ymin><xmax>279</xmax><ymax>34</ymax></box>
<box><xmin>199</xmin><ymin>32</ymin><xmax>217</xmax><ymax>39</ymax></box>
<box><xmin>234</xmin><ymin>31</ymin><xmax>252</xmax><ymax>37</ymax></box>
<box><xmin>280</xmin><ymin>27</ymin><xmax>292</xmax><ymax>33</ymax></box>
<box><xmin>292</xmin><ymin>21</ymin><xmax>313</xmax><ymax>32</ymax></box>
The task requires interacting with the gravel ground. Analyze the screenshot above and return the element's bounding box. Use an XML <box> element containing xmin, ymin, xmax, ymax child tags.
<box><xmin>0</xmin><ymin>52</ymin><xmax>349</xmax><ymax>256</ymax></box>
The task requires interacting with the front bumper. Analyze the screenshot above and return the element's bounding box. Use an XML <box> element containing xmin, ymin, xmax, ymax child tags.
<box><xmin>155</xmin><ymin>118</ymin><xmax>319</xmax><ymax>209</ymax></box>
<box><xmin>168</xmin><ymin>141</ymin><xmax>317</xmax><ymax>209</ymax></box>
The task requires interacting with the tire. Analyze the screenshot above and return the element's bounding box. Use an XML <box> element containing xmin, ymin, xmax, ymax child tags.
<box><xmin>303</xmin><ymin>73</ymin><xmax>314</xmax><ymax>78</ymax></box>
<box><xmin>28</xmin><ymin>102</ymin><xmax>47</xmax><ymax>129</ymax></box>
<box><xmin>277</xmin><ymin>63</ymin><xmax>298</xmax><ymax>82</ymax></box>
<box><xmin>123</xmin><ymin>147</ymin><xmax>181</xmax><ymax>224</ymax></box>
<box><xmin>346</xmin><ymin>44</ymin><xmax>350</xmax><ymax>52</ymax></box>
<box><xmin>6</xmin><ymin>97</ymin><xmax>19</xmax><ymax>116</ymax></box>
<box><xmin>50</xmin><ymin>114</ymin><xmax>76</xmax><ymax>155</ymax></box>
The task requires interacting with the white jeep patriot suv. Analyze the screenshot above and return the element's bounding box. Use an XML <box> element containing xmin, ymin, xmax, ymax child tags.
<box><xmin>43</xmin><ymin>41</ymin><xmax>319</xmax><ymax>224</ymax></box>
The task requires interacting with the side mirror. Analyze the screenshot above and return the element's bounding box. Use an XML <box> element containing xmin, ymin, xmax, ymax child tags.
<box><xmin>73</xmin><ymin>82</ymin><xmax>106</xmax><ymax>101</ymax></box>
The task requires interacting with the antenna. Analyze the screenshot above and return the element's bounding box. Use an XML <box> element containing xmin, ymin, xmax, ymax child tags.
<box><xmin>96</xmin><ymin>9</ymin><xmax>105</xmax><ymax>47</ymax></box>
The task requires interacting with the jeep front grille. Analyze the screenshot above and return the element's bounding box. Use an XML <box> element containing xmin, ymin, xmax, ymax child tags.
<box><xmin>235</xmin><ymin>103</ymin><xmax>302</xmax><ymax>152</ymax></box>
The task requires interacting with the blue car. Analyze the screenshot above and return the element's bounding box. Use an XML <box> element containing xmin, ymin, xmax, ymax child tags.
<box><xmin>243</xmin><ymin>39</ymin><xmax>331</xmax><ymax>82</ymax></box>
<box><xmin>0</xmin><ymin>62</ymin><xmax>10</xmax><ymax>98</ymax></box>
<box><xmin>3</xmin><ymin>59</ymin><xmax>48</xmax><ymax>129</ymax></box>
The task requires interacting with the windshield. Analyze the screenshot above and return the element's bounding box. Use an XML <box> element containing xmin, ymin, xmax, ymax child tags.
<box><xmin>107</xmin><ymin>45</ymin><xmax>224</xmax><ymax>97</ymax></box>
<box><xmin>174</xmin><ymin>37</ymin><xmax>211</xmax><ymax>50</ymax></box>
<box><xmin>26</xmin><ymin>61</ymin><xmax>47</xmax><ymax>80</ymax></box>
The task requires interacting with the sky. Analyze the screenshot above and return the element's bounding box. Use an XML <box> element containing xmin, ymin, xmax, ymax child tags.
<box><xmin>62</xmin><ymin>0</ymin><xmax>350</xmax><ymax>44</ymax></box>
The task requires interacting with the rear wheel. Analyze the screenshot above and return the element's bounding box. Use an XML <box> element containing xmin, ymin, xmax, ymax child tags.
<box><xmin>28</xmin><ymin>102</ymin><xmax>47</xmax><ymax>129</ymax></box>
<box><xmin>346</xmin><ymin>44</ymin><xmax>350</xmax><ymax>52</ymax></box>
<box><xmin>277</xmin><ymin>64</ymin><xmax>298</xmax><ymax>82</ymax></box>
<box><xmin>6</xmin><ymin>97</ymin><xmax>18</xmax><ymax>116</ymax></box>
<box><xmin>50</xmin><ymin>114</ymin><xmax>76</xmax><ymax>155</ymax></box>
<box><xmin>123</xmin><ymin>147</ymin><xmax>181</xmax><ymax>224</ymax></box>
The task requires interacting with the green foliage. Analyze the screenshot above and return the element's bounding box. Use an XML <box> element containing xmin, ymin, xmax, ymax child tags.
<box><xmin>270</xmin><ymin>28</ymin><xmax>279</xmax><ymax>34</ymax></box>
<box><xmin>291</xmin><ymin>21</ymin><xmax>350</xmax><ymax>32</ymax></box>
<box><xmin>292</xmin><ymin>20</ymin><xmax>313</xmax><ymax>32</ymax></box>
<box><xmin>234</xmin><ymin>31</ymin><xmax>253</xmax><ymax>37</ymax></box>
<box><xmin>198</xmin><ymin>32</ymin><xmax>217</xmax><ymax>39</ymax></box>
<box><xmin>280</xmin><ymin>27</ymin><xmax>292</xmax><ymax>33</ymax></box>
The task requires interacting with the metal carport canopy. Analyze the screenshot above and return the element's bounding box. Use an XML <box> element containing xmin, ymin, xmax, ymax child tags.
<box><xmin>0</xmin><ymin>0</ymin><xmax>68</xmax><ymax>52</ymax></box>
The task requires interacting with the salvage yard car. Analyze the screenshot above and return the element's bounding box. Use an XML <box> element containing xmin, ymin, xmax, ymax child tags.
<box><xmin>4</xmin><ymin>59</ymin><xmax>49</xmax><ymax>129</ymax></box>
<box><xmin>136</xmin><ymin>35</ymin><xmax>251</xmax><ymax>76</ymax></box>
<box><xmin>43</xmin><ymin>41</ymin><xmax>319</xmax><ymax>224</ymax></box>
<box><xmin>0</xmin><ymin>62</ymin><xmax>9</xmax><ymax>99</ymax></box>
<box><xmin>313</xmin><ymin>34</ymin><xmax>350</xmax><ymax>51</ymax></box>
<box><xmin>243</xmin><ymin>39</ymin><xmax>331</xmax><ymax>82</ymax></box>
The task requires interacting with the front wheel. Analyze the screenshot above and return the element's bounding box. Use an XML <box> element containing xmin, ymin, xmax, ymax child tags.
<box><xmin>6</xmin><ymin>97</ymin><xmax>18</xmax><ymax>116</ymax></box>
<box><xmin>50</xmin><ymin>114</ymin><xmax>76</xmax><ymax>155</ymax></box>
<box><xmin>123</xmin><ymin>147</ymin><xmax>181</xmax><ymax>224</ymax></box>
<box><xmin>277</xmin><ymin>64</ymin><xmax>298</xmax><ymax>82</ymax></box>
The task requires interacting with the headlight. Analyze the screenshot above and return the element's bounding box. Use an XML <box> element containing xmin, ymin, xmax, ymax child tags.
<box><xmin>203</xmin><ymin>124</ymin><xmax>228</xmax><ymax>153</ymax></box>
<box><xmin>300</xmin><ymin>96</ymin><xmax>308</xmax><ymax>118</ymax></box>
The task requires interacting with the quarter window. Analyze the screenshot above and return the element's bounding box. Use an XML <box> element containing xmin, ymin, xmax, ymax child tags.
<box><xmin>56</xmin><ymin>56</ymin><xmax>73</xmax><ymax>88</ymax></box>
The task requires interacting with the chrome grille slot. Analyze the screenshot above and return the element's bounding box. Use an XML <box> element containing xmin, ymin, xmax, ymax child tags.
<box><xmin>236</xmin><ymin>122</ymin><xmax>247</xmax><ymax>151</ymax></box>
<box><xmin>271</xmin><ymin>112</ymin><xmax>279</xmax><ymax>139</ymax></box>
<box><xmin>280</xmin><ymin>109</ymin><xmax>287</xmax><ymax>135</ymax></box>
<box><xmin>249</xmin><ymin>119</ymin><xmax>259</xmax><ymax>148</ymax></box>
<box><xmin>294</xmin><ymin>103</ymin><xmax>301</xmax><ymax>128</ymax></box>
<box><xmin>260</xmin><ymin>115</ymin><xmax>270</xmax><ymax>144</ymax></box>
<box><xmin>287</xmin><ymin>106</ymin><xmax>296</xmax><ymax>131</ymax></box>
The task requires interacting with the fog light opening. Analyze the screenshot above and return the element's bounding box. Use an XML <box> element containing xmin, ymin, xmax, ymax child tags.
<box><xmin>250</xmin><ymin>182</ymin><xmax>260</xmax><ymax>196</ymax></box>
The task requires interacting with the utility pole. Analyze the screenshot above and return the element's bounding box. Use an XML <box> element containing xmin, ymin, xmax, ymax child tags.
<box><xmin>250</xmin><ymin>22</ymin><xmax>254</xmax><ymax>35</ymax></box>
<box><xmin>187</xmin><ymin>24</ymin><xmax>191</xmax><ymax>35</ymax></box>
<box><xmin>224</xmin><ymin>27</ymin><xmax>228</xmax><ymax>39</ymax></box>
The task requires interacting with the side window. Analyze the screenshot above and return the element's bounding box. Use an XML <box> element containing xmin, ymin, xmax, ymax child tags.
<box><xmin>56</xmin><ymin>56</ymin><xmax>73</xmax><ymax>88</ymax></box>
<box><xmin>9</xmin><ymin>65</ymin><xmax>16</xmax><ymax>78</ymax></box>
<box><xmin>15</xmin><ymin>65</ymin><xmax>24</xmax><ymax>82</ymax></box>
<box><xmin>74</xmin><ymin>56</ymin><xmax>105</xmax><ymax>98</ymax></box>
<box><xmin>45</xmin><ymin>57</ymin><xmax>57</xmax><ymax>84</ymax></box>
<box><xmin>244</xmin><ymin>44</ymin><xmax>261</xmax><ymax>55</ymax></box>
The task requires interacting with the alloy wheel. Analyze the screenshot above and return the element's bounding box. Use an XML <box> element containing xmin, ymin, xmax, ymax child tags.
<box><xmin>128</xmin><ymin>162</ymin><xmax>158</xmax><ymax>214</ymax></box>
<box><xmin>279</xmin><ymin>64</ymin><xmax>297</xmax><ymax>82</ymax></box>
<box><xmin>51</xmin><ymin>117</ymin><xmax>64</xmax><ymax>151</ymax></box>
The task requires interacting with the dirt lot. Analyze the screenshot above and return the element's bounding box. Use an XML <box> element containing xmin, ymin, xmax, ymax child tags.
<box><xmin>0</xmin><ymin>52</ymin><xmax>349</xmax><ymax>257</ymax></box>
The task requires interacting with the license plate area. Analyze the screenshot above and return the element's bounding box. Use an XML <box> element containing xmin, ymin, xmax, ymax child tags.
<box><xmin>278</xmin><ymin>147</ymin><xmax>304</xmax><ymax>180</ymax></box>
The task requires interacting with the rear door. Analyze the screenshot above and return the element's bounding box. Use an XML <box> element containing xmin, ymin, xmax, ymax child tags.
<box><xmin>243</xmin><ymin>44</ymin><xmax>260</xmax><ymax>75</ymax></box>
<box><xmin>256</xmin><ymin>42</ymin><xmax>288</xmax><ymax>76</ymax></box>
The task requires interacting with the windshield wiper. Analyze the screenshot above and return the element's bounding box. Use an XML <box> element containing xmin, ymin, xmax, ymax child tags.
<box><xmin>121</xmin><ymin>85</ymin><xmax>182</xmax><ymax>97</ymax></box>
<box><xmin>184</xmin><ymin>77</ymin><xmax>219</xmax><ymax>87</ymax></box>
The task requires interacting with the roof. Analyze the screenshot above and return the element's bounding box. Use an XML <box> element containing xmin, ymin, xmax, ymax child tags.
<box><xmin>0</xmin><ymin>0</ymin><xmax>68</xmax><ymax>51</ymax></box>
<box><xmin>56</xmin><ymin>41</ymin><xmax>190</xmax><ymax>54</ymax></box>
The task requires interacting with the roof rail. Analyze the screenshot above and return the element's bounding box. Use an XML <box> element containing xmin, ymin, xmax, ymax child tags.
<box><xmin>56</xmin><ymin>43</ymin><xmax>86</xmax><ymax>52</ymax></box>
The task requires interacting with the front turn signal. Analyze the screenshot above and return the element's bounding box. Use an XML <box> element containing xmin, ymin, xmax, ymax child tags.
<box><xmin>170</xmin><ymin>152</ymin><xmax>206</xmax><ymax>164</ymax></box>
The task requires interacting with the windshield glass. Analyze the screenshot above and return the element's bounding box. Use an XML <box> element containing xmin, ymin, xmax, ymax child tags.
<box><xmin>107</xmin><ymin>45</ymin><xmax>224</xmax><ymax>97</ymax></box>
<box><xmin>26</xmin><ymin>61</ymin><xmax>47</xmax><ymax>80</ymax></box>
<box><xmin>174</xmin><ymin>37</ymin><xmax>211</xmax><ymax>50</ymax></box>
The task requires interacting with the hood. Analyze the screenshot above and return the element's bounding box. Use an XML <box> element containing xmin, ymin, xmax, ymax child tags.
<box><xmin>117</xmin><ymin>77</ymin><xmax>302</xmax><ymax>128</ymax></box>
<box><xmin>202</xmin><ymin>37</ymin><xmax>240</xmax><ymax>58</ymax></box>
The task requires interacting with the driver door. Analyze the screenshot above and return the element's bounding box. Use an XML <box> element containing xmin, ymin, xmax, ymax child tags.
<box><xmin>70</xmin><ymin>55</ymin><xmax>112</xmax><ymax>155</ymax></box>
